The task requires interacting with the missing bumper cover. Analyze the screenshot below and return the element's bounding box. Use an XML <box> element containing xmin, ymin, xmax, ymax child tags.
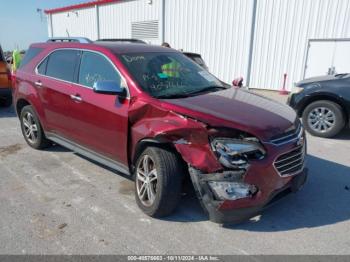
<box><xmin>189</xmin><ymin>166</ymin><xmax>308</xmax><ymax>224</ymax></box>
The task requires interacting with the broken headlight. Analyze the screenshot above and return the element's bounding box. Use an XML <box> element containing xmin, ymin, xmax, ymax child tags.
<box><xmin>208</xmin><ymin>181</ymin><xmax>258</xmax><ymax>201</ymax></box>
<box><xmin>211</xmin><ymin>138</ymin><xmax>266</xmax><ymax>169</ymax></box>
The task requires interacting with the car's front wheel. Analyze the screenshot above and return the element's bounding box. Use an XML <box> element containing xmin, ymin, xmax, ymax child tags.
<box><xmin>20</xmin><ymin>105</ymin><xmax>51</xmax><ymax>149</ymax></box>
<box><xmin>134</xmin><ymin>146</ymin><xmax>183</xmax><ymax>218</ymax></box>
<box><xmin>302</xmin><ymin>100</ymin><xmax>345</xmax><ymax>138</ymax></box>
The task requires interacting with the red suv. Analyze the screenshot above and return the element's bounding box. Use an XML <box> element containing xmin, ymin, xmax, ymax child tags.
<box><xmin>13</xmin><ymin>38</ymin><xmax>307</xmax><ymax>224</ymax></box>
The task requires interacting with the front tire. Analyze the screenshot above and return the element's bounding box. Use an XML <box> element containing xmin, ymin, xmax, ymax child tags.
<box><xmin>302</xmin><ymin>100</ymin><xmax>345</xmax><ymax>138</ymax></box>
<box><xmin>134</xmin><ymin>146</ymin><xmax>183</xmax><ymax>218</ymax></box>
<box><xmin>20</xmin><ymin>105</ymin><xmax>51</xmax><ymax>149</ymax></box>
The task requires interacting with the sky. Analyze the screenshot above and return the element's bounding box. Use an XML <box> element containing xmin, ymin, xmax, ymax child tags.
<box><xmin>0</xmin><ymin>0</ymin><xmax>86</xmax><ymax>51</ymax></box>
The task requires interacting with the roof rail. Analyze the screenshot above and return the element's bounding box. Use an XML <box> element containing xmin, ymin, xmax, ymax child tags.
<box><xmin>97</xmin><ymin>38</ymin><xmax>147</xmax><ymax>44</ymax></box>
<box><xmin>47</xmin><ymin>37</ymin><xmax>93</xmax><ymax>43</ymax></box>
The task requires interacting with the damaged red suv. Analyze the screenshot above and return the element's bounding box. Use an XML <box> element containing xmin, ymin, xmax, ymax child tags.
<box><xmin>13</xmin><ymin>38</ymin><xmax>307</xmax><ymax>224</ymax></box>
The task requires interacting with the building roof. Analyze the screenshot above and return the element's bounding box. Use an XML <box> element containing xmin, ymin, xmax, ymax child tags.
<box><xmin>44</xmin><ymin>0</ymin><xmax>120</xmax><ymax>14</ymax></box>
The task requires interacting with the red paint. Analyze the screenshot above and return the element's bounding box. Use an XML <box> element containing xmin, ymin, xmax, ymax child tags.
<box><xmin>44</xmin><ymin>0</ymin><xmax>120</xmax><ymax>14</ymax></box>
<box><xmin>13</xmin><ymin>41</ymin><xmax>305</xmax><ymax>222</ymax></box>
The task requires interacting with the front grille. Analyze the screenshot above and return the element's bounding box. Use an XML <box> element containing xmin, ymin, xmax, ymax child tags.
<box><xmin>269</xmin><ymin>122</ymin><xmax>302</xmax><ymax>145</ymax></box>
<box><xmin>274</xmin><ymin>145</ymin><xmax>305</xmax><ymax>176</ymax></box>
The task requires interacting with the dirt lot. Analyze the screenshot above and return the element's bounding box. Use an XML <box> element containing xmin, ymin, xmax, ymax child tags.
<box><xmin>0</xmin><ymin>92</ymin><xmax>350</xmax><ymax>255</ymax></box>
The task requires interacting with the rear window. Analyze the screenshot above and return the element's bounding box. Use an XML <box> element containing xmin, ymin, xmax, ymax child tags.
<box><xmin>44</xmin><ymin>50</ymin><xmax>80</xmax><ymax>82</ymax></box>
<box><xmin>19</xmin><ymin>47</ymin><xmax>42</xmax><ymax>69</ymax></box>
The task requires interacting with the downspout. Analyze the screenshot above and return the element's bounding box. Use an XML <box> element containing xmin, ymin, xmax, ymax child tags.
<box><xmin>160</xmin><ymin>0</ymin><xmax>165</xmax><ymax>43</ymax></box>
<box><xmin>95</xmin><ymin>4</ymin><xmax>100</xmax><ymax>40</ymax></box>
<box><xmin>246</xmin><ymin>0</ymin><xmax>258</xmax><ymax>88</ymax></box>
<box><xmin>49</xmin><ymin>13</ymin><xmax>54</xmax><ymax>37</ymax></box>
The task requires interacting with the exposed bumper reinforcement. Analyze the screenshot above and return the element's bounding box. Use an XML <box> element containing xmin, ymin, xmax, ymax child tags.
<box><xmin>189</xmin><ymin>167</ymin><xmax>308</xmax><ymax>224</ymax></box>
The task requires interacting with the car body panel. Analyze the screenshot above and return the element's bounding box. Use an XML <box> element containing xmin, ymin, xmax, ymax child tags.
<box><xmin>69</xmin><ymin>83</ymin><xmax>130</xmax><ymax>164</ymax></box>
<box><xmin>160</xmin><ymin>88</ymin><xmax>297</xmax><ymax>142</ymax></box>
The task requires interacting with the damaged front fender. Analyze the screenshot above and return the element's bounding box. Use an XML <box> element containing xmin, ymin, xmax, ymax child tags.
<box><xmin>129</xmin><ymin>99</ymin><xmax>222</xmax><ymax>173</ymax></box>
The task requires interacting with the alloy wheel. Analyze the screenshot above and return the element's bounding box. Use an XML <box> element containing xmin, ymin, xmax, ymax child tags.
<box><xmin>307</xmin><ymin>107</ymin><xmax>335</xmax><ymax>133</ymax></box>
<box><xmin>22</xmin><ymin>112</ymin><xmax>39</xmax><ymax>144</ymax></box>
<box><xmin>136</xmin><ymin>154</ymin><xmax>158</xmax><ymax>207</ymax></box>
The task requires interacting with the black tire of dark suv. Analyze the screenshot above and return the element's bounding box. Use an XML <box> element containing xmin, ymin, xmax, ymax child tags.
<box><xmin>302</xmin><ymin>100</ymin><xmax>345</xmax><ymax>138</ymax></box>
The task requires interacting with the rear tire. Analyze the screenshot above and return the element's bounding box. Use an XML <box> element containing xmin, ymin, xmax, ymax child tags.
<box><xmin>20</xmin><ymin>105</ymin><xmax>51</xmax><ymax>149</ymax></box>
<box><xmin>134</xmin><ymin>146</ymin><xmax>183</xmax><ymax>218</ymax></box>
<box><xmin>302</xmin><ymin>100</ymin><xmax>345</xmax><ymax>138</ymax></box>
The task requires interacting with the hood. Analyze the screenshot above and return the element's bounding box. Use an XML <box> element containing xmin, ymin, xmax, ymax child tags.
<box><xmin>297</xmin><ymin>74</ymin><xmax>349</xmax><ymax>86</ymax></box>
<box><xmin>161</xmin><ymin>88</ymin><xmax>297</xmax><ymax>141</ymax></box>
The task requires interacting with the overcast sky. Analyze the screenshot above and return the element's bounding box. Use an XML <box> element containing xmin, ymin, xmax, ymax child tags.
<box><xmin>0</xmin><ymin>0</ymin><xmax>85</xmax><ymax>51</ymax></box>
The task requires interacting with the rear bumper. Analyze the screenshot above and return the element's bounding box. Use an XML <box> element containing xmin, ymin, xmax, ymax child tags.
<box><xmin>189</xmin><ymin>167</ymin><xmax>308</xmax><ymax>224</ymax></box>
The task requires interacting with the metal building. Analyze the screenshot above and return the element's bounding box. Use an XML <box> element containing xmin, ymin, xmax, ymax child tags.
<box><xmin>45</xmin><ymin>0</ymin><xmax>350</xmax><ymax>91</ymax></box>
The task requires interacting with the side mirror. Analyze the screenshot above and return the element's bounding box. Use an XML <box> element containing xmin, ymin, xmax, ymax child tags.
<box><xmin>232</xmin><ymin>77</ymin><xmax>243</xmax><ymax>88</ymax></box>
<box><xmin>93</xmin><ymin>80</ymin><xmax>127</xmax><ymax>98</ymax></box>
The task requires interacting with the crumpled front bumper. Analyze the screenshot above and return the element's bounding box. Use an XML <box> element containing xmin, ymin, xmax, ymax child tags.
<box><xmin>189</xmin><ymin>167</ymin><xmax>308</xmax><ymax>224</ymax></box>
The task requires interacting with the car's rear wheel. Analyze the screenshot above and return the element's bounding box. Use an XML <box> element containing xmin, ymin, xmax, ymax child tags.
<box><xmin>134</xmin><ymin>146</ymin><xmax>183</xmax><ymax>218</ymax></box>
<box><xmin>302</xmin><ymin>100</ymin><xmax>345</xmax><ymax>138</ymax></box>
<box><xmin>20</xmin><ymin>105</ymin><xmax>51</xmax><ymax>149</ymax></box>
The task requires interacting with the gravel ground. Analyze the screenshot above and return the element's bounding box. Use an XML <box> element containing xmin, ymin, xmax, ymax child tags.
<box><xmin>0</xmin><ymin>92</ymin><xmax>350</xmax><ymax>255</ymax></box>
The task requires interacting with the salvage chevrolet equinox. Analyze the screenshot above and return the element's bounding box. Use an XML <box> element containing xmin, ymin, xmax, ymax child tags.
<box><xmin>13</xmin><ymin>38</ymin><xmax>308</xmax><ymax>224</ymax></box>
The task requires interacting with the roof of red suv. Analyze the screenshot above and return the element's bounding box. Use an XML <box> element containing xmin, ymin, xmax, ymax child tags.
<box><xmin>32</xmin><ymin>41</ymin><xmax>177</xmax><ymax>54</ymax></box>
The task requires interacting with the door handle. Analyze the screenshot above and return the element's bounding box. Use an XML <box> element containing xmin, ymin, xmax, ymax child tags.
<box><xmin>34</xmin><ymin>81</ymin><xmax>42</xmax><ymax>87</ymax></box>
<box><xmin>70</xmin><ymin>94</ymin><xmax>83</xmax><ymax>102</ymax></box>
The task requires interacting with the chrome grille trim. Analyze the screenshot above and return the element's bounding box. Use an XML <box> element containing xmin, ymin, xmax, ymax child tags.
<box><xmin>275</xmin><ymin>155</ymin><xmax>304</xmax><ymax>169</ymax></box>
<box><xmin>267</xmin><ymin>124</ymin><xmax>303</xmax><ymax>146</ymax></box>
<box><xmin>274</xmin><ymin>144</ymin><xmax>306</xmax><ymax>177</ymax></box>
<box><xmin>274</xmin><ymin>151</ymin><xmax>304</xmax><ymax>165</ymax></box>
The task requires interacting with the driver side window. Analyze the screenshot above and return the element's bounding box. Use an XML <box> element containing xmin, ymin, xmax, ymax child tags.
<box><xmin>78</xmin><ymin>51</ymin><xmax>121</xmax><ymax>88</ymax></box>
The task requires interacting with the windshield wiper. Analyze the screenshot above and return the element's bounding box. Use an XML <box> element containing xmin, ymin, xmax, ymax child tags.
<box><xmin>187</xmin><ymin>85</ymin><xmax>226</xmax><ymax>96</ymax></box>
<box><xmin>334</xmin><ymin>73</ymin><xmax>349</xmax><ymax>78</ymax></box>
<box><xmin>156</xmin><ymin>93</ymin><xmax>191</xmax><ymax>99</ymax></box>
<box><xmin>156</xmin><ymin>86</ymin><xmax>226</xmax><ymax>99</ymax></box>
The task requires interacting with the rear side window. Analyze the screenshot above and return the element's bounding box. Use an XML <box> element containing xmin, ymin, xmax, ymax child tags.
<box><xmin>19</xmin><ymin>47</ymin><xmax>42</xmax><ymax>69</ymax></box>
<box><xmin>37</xmin><ymin>57</ymin><xmax>48</xmax><ymax>75</ymax></box>
<box><xmin>78</xmin><ymin>51</ymin><xmax>121</xmax><ymax>88</ymax></box>
<box><xmin>44</xmin><ymin>50</ymin><xmax>80</xmax><ymax>82</ymax></box>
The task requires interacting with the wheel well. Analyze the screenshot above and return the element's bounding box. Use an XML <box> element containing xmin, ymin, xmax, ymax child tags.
<box><xmin>131</xmin><ymin>139</ymin><xmax>190</xmax><ymax>185</ymax></box>
<box><xmin>299</xmin><ymin>95</ymin><xmax>348</xmax><ymax>123</ymax></box>
<box><xmin>132</xmin><ymin>140</ymin><xmax>174</xmax><ymax>167</ymax></box>
<box><xmin>16</xmin><ymin>99</ymin><xmax>30</xmax><ymax>117</ymax></box>
<box><xmin>131</xmin><ymin>139</ymin><xmax>186</xmax><ymax>171</ymax></box>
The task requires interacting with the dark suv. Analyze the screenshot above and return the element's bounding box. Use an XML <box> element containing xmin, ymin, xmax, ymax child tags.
<box><xmin>288</xmin><ymin>74</ymin><xmax>350</xmax><ymax>138</ymax></box>
<box><xmin>13</xmin><ymin>38</ymin><xmax>307</xmax><ymax>224</ymax></box>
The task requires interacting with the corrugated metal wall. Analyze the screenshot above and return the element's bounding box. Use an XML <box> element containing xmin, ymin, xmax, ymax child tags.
<box><xmin>99</xmin><ymin>0</ymin><xmax>162</xmax><ymax>43</ymax></box>
<box><xmin>49</xmin><ymin>0</ymin><xmax>350</xmax><ymax>90</ymax></box>
<box><xmin>164</xmin><ymin>0</ymin><xmax>254</xmax><ymax>84</ymax></box>
<box><xmin>249</xmin><ymin>0</ymin><xmax>350</xmax><ymax>90</ymax></box>
<box><xmin>51</xmin><ymin>7</ymin><xmax>98</xmax><ymax>40</ymax></box>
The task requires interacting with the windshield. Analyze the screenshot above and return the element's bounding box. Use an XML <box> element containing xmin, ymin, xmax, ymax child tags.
<box><xmin>119</xmin><ymin>52</ymin><xmax>226</xmax><ymax>98</ymax></box>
